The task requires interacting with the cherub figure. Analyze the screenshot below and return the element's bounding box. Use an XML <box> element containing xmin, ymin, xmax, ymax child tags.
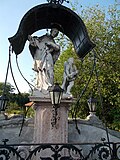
<box><xmin>61</xmin><ymin>57</ymin><xmax>78</xmax><ymax>98</ymax></box>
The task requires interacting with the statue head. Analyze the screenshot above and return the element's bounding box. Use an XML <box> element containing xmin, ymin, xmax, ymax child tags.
<box><xmin>50</xmin><ymin>28</ymin><xmax>59</xmax><ymax>38</ymax></box>
<box><xmin>68</xmin><ymin>57</ymin><xmax>74</xmax><ymax>64</ymax></box>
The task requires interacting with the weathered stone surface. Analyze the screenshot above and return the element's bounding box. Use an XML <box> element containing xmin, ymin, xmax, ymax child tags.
<box><xmin>0</xmin><ymin>115</ymin><xmax>120</xmax><ymax>144</ymax></box>
<box><xmin>68</xmin><ymin>118</ymin><xmax>120</xmax><ymax>143</ymax></box>
<box><xmin>0</xmin><ymin>117</ymin><xmax>34</xmax><ymax>144</ymax></box>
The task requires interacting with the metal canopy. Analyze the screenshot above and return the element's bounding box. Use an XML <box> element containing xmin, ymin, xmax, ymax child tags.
<box><xmin>8</xmin><ymin>3</ymin><xmax>95</xmax><ymax>58</ymax></box>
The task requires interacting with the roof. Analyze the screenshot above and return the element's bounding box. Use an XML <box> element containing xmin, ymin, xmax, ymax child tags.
<box><xmin>8</xmin><ymin>3</ymin><xmax>95</xmax><ymax>59</ymax></box>
<box><xmin>25</xmin><ymin>102</ymin><xmax>34</xmax><ymax>107</ymax></box>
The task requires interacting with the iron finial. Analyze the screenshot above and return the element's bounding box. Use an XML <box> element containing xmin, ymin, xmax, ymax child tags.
<box><xmin>47</xmin><ymin>0</ymin><xmax>69</xmax><ymax>5</ymax></box>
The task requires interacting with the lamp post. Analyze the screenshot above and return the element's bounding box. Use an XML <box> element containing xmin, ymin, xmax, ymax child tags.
<box><xmin>49</xmin><ymin>83</ymin><xmax>64</xmax><ymax>105</ymax></box>
<box><xmin>0</xmin><ymin>94</ymin><xmax>8</xmax><ymax>111</ymax></box>
<box><xmin>87</xmin><ymin>97</ymin><xmax>97</xmax><ymax>116</ymax></box>
<box><xmin>0</xmin><ymin>46</ymin><xmax>11</xmax><ymax>112</ymax></box>
<box><xmin>48</xmin><ymin>83</ymin><xmax>64</xmax><ymax>128</ymax></box>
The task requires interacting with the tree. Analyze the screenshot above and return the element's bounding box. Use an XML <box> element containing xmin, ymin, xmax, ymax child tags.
<box><xmin>80</xmin><ymin>2</ymin><xmax>120</xmax><ymax>130</ymax></box>
<box><xmin>0</xmin><ymin>82</ymin><xmax>15</xmax><ymax>95</ymax></box>
<box><xmin>54</xmin><ymin>1</ymin><xmax>120</xmax><ymax>130</ymax></box>
<box><xmin>0</xmin><ymin>82</ymin><xmax>30</xmax><ymax>115</ymax></box>
<box><xmin>6</xmin><ymin>93</ymin><xmax>30</xmax><ymax>115</ymax></box>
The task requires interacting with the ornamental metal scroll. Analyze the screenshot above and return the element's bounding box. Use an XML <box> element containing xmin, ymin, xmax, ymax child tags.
<box><xmin>0</xmin><ymin>140</ymin><xmax>120</xmax><ymax>160</ymax></box>
<box><xmin>8</xmin><ymin>2</ymin><xmax>95</xmax><ymax>59</ymax></box>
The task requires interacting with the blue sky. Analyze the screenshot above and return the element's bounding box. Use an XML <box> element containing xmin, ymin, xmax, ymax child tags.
<box><xmin>0</xmin><ymin>0</ymin><xmax>118</xmax><ymax>93</ymax></box>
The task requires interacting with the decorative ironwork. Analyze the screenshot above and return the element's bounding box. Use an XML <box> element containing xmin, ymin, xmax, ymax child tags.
<box><xmin>0</xmin><ymin>139</ymin><xmax>120</xmax><ymax>160</ymax></box>
<box><xmin>0</xmin><ymin>139</ymin><xmax>23</xmax><ymax>160</ymax></box>
<box><xmin>51</xmin><ymin>105</ymin><xmax>60</xmax><ymax>128</ymax></box>
<box><xmin>47</xmin><ymin>0</ymin><xmax>69</xmax><ymax>5</ymax></box>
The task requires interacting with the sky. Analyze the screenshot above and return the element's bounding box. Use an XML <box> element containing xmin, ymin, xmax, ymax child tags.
<box><xmin>0</xmin><ymin>0</ymin><xmax>118</xmax><ymax>93</ymax></box>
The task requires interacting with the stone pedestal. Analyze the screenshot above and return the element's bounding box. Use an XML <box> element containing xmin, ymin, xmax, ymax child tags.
<box><xmin>29</xmin><ymin>96</ymin><xmax>73</xmax><ymax>144</ymax></box>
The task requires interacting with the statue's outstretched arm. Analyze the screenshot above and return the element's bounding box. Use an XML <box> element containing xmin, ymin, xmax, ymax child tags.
<box><xmin>45</xmin><ymin>41</ymin><xmax>60</xmax><ymax>51</ymax></box>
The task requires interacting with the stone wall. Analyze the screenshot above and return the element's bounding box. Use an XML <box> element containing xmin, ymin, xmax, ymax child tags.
<box><xmin>68</xmin><ymin>116</ymin><xmax>120</xmax><ymax>143</ymax></box>
<box><xmin>0</xmin><ymin>114</ymin><xmax>120</xmax><ymax>144</ymax></box>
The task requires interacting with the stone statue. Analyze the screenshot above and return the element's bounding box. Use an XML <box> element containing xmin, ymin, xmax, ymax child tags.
<box><xmin>28</xmin><ymin>28</ymin><xmax>60</xmax><ymax>95</ymax></box>
<box><xmin>61</xmin><ymin>57</ymin><xmax>78</xmax><ymax>98</ymax></box>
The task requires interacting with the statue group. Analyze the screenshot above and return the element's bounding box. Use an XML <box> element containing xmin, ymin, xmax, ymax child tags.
<box><xmin>28</xmin><ymin>28</ymin><xmax>78</xmax><ymax>98</ymax></box>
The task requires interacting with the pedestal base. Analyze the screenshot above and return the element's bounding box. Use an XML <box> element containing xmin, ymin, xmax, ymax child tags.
<box><xmin>29</xmin><ymin>96</ymin><xmax>73</xmax><ymax>144</ymax></box>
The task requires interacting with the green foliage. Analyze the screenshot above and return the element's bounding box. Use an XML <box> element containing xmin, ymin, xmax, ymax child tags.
<box><xmin>26</xmin><ymin>107</ymin><xmax>35</xmax><ymax>118</ymax></box>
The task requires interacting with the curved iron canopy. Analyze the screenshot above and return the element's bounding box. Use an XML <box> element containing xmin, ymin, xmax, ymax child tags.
<box><xmin>8</xmin><ymin>3</ymin><xmax>95</xmax><ymax>58</ymax></box>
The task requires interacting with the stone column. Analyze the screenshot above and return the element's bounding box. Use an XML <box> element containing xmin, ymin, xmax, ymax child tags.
<box><xmin>29</xmin><ymin>96</ymin><xmax>72</xmax><ymax>144</ymax></box>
